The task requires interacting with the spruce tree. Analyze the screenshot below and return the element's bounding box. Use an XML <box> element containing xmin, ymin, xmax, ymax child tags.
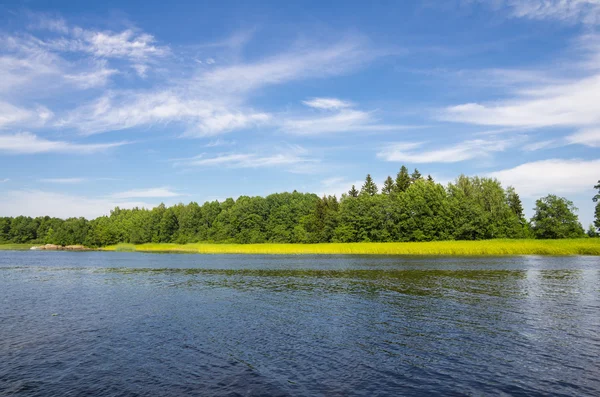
<box><xmin>360</xmin><ymin>174</ymin><xmax>378</xmax><ymax>196</ymax></box>
<box><xmin>427</xmin><ymin>174</ymin><xmax>434</xmax><ymax>183</ymax></box>
<box><xmin>382</xmin><ymin>176</ymin><xmax>394</xmax><ymax>195</ymax></box>
<box><xmin>348</xmin><ymin>185</ymin><xmax>359</xmax><ymax>198</ymax></box>
<box><xmin>411</xmin><ymin>168</ymin><xmax>422</xmax><ymax>182</ymax></box>
<box><xmin>506</xmin><ymin>186</ymin><xmax>525</xmax><ymax>222</ymax></box>
<box><xmin>394</xmin><ymin>165</ymin><xmax>411</xmax><ymax>193</ymax></box>
<box><xmin>594</xmin><ymin>181</ymin><xmax>600</xmax><ymax>231</ymax></box>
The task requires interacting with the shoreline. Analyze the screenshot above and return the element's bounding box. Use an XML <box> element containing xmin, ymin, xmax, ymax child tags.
<box><xmin>1</xmin><ymin>239</ymin><xmax>599</xmax><ymax>256</ymax></box>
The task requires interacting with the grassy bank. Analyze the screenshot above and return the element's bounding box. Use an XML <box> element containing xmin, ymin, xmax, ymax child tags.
<box><xmin>0</xmin><ymin>243</ymin><xmax>36</xmax><ymax>250</ymax></box>
<box><xmin>101</xmin><ymin>239</ymin><xmax>600</xmax><ymax>256</ymax></box>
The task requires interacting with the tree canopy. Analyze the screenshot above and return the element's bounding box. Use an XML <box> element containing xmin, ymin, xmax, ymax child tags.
<box><xmin>0</xmin><ymin>167</ymin><xmax>591</xmax><ymax>246</ymax></box>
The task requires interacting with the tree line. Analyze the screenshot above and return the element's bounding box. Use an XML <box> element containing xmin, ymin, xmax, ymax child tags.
<box><xmin>1</xmin><ymin>167</ymin><xmax>598</xmax><ymax>246</ymax></box>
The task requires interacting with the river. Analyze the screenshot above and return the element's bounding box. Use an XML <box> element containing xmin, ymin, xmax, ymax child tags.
<box><xmin>1</xmin><ymin>251</ymin><xmax>599</xmax><ymax>396</ymax></box>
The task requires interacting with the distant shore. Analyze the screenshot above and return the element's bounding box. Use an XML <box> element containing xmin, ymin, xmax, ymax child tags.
<box><xmin>2</xmin><ymin>239</ymin><xmax>599</xmax><ymax>255</ymax></box>
<box><xmin>101</xmin><ymin>239</ymin><xmax>600</xmax><ymax>256</ymax></box>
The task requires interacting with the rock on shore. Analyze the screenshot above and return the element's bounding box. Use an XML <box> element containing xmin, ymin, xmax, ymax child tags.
<box><xmin>30</xmin><ymin>244</ymin><xmax>90</xmax><ymax>251</ymax></box>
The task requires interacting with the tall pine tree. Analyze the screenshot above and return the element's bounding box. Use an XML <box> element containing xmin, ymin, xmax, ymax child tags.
<box><xmin>506</xmin><ymin>186</ymin><xmax>525</xmax><ymax>223</ymax></box>
<box><xmin>361</xmin><ymin>174</ymin><xmax>378</xmax><ymax>196</ymax></box>
<box><xmin>394</xmin><ymin>166</ymin><xmax>411</xmax><ymax>193</ymax></box>
<box><xmin>348</xmin><ymin>185</ymin><xmax>359</xmax><ymax>198</ymax></box>
<box><xmin>593</xmin><ymin>180</ymin><xmax>600</xmax><ymax>231</ymax></box>
<box><xmin>382</xmin><ymin>176</ymin><xmax>394</xmax><ymax>195</ymax></box>
<box><xmin>411</xmin><ymin>168</ymin><xmax>422</xmax><ymax>182</ymax></box>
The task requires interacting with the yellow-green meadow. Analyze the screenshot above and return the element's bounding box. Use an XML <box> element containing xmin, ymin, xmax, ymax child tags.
<box><xmin>101</xmin><ymin>239</ymin><xmax>600</xmax><ymax>256</ymax></box>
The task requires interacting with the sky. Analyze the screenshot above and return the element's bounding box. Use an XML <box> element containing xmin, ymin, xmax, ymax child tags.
<box><xmin>0</xmin><ymin>0</ymin><xmax>599</xmax><ymax>226</ymax></box>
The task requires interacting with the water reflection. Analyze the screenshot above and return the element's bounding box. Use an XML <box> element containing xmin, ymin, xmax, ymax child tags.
<box><xmin>1</xmin><ymin>252</ymin><xmax>599</xmax><ymax>396</ymax></box>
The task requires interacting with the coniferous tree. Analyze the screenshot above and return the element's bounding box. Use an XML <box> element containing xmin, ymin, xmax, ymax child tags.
<box><xmin>506</xmin><ymin>186</ymin><xmax>525</xmax><ymax>223</ymax></box>
<box><xmin>427</xmin><ymin>175</ymin><xmax>434</xmax><ymax>183</ymax></box>
<box><xmin>411</xmin><ymin>168</ymin><xmax>422</xmax><ymax>183</ymax></box>
<box><xmin>348</xmin><ymin>185</ymin><xmax>359</xmax><ymax>198</ymax></box>
<box><xmin>593</xmin><ymin>180</ymin><xmax>600</xmax><ymax>231</ymax></box>
<box><xmin>382</xmin><ymin>176</ymin><xmax>394</xmax><ymax>195</ymax></box>
<box><xmin>361</xmin><ymin>174</ymin><xmax>378</xmax><ymax>196</ymax></box>
<box><xmin>394</xmin><ymin>166</ymin><xmax>411</xmax><ymax>193</ymax></box>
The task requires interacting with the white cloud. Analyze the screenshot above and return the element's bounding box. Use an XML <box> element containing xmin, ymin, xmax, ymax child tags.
<box><xmin>440</xmin><ymin>74</ymin><xmax>600</xmax><ymax>128</ymax></box>
<box><xmin>282</xmin><ymin>99</ymin><xmax>413</xmax><ymax>135</ymax></box>
<box><xmin>174</xmin><ymin>147</ymin><xmax>318</xmax><ymax>170</ymax></box>
<box><xmin>63</xmin><ymin>64</ymin><xmax>118</xmax><ymax>89</ymax></box>
<box><xmin>0</xmin><ymin>132</ymin><xmax>128</xmax><ymax>154</ymax></box>
<box><xmin>318</xmin><ymin>177</ymin><xmax>365</xmax><ymax>198</ymax></box>
<box><xmin>487</xmin><ymin>159</ymin><xmax>600</xmax><ymax>197</ymax></box>
<box><xmin>110</xmin><ymin>187</ymin><xmax>182</xmax><ymax>199</ymax></box>
<box><xmin>302</xmin><ymin>97</ymin><xmax>353</xmax><ymax>110</ymax></box>
<box><xmin>45</xmin><ymin>27</ymin><xmax>170</xmax><ymax>61</ymax></box>
<box><xmin>60</xmin><ymin>91</ymin><xmax>270</xmax><ymax>136</ymax></box>
<box><xmin>39</xmin><ymin>177</ymin><xmax>87</xmax><ymax>184</ymax></box>
<box><xmin>0</xmin><ymin>190</ymin><xmax>157</xmax><ymax>219</ymax></box>
<box><xmin>0</xmin><ymin>102</ymin><xmax>53</xmax><ymax>129</ymax></box>
<box><xmin>377</xmin><ymin>138</ymin><xmax>514</xmax><ymax>163</ymax></box>
<box><xmin>489</xmin><ymin>0</ymin><xmax>600</xmax><ymax>25</ymax></box>
<box><xmin>566</xmin><ymin>128</ymin><xmax>600</xmax><ymax>147</ymax></box>
<box><xmin>0</xmin><ymin>178</ymin><xmax>9</xmax><ymax>183</ymax></box>
<box><xmin>521</xmin><ymin>139</ymin><xmax>560</xmax><ymax>151</ymax></box>
<box><xmin>194</xmin><ymin>37</ymin><xmax>376</xmax><ymax>95</ymax></box>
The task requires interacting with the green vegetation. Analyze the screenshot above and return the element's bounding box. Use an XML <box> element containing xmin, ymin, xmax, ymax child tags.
<box><xmin>0</xmin><ymin>169</ymin><xmax>597</xmax><ymax>250</ymax></box>
<box><xmin>0</xmin><ymin>243</ymin><xmax>35</xmax><ymax>250</ymax></box>
<box><xmin>102</xmin><ymin>239</ymin><xmax>600</xmax><ymax>256</ymax></box>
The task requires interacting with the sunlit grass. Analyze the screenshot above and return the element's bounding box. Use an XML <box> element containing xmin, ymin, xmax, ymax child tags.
<box><xmin>101</xmin><ymin>239</ymin><xmax>600</xmax><ymax>256</ymax></box>
<box><xmin>0</xmin><ymin>243</ymin><xmax>36</xmax><ymax>250</ymax></box>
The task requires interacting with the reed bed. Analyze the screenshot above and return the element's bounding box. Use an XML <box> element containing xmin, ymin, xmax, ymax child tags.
<box><xmin>102</xmin><ymin>239</ymin><xmax>600</xmax><ymax>256</ymax></box>
<box><xmin>0</xmin><ymin>244</ymin><xmax>36</xmax><ymax>250</ymax></box>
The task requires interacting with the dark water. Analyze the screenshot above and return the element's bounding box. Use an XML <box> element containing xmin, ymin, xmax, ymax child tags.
<box><xmin>1</xmin><ymin>252</ymin><xmax>599</xmax><ymax>396</ymax></box>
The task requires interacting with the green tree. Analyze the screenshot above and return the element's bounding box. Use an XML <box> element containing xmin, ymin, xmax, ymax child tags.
<box><xmin>587</xmin><ymin>224</ymin><xmax>598</xmax><ymax>238</ymax></box>
<box><xmin>427</xmin><ymin>174</ymin><xmax>434</xmax><ymax>183</ymax></box>
<box><xmin>0</xmin><ymin>217</ymin><xmax>12</xmax><ymax>242</ymax></box>
<box><xmin>360</xmin><ymin>174</ymin><xmax>378</xmax><ymax>196</ymax></box>
<box><xmin>382</xmin><ymin>176</ymin><xmax>394</xmax><ymax>195</ymax></box>
<box><xmin>348</xmin><ymin>185</ymin><xmax>359</xmax><ymax>198</ymax></box>
<box><xmin>411</xmin><ymin>168</ymin><xmax>422</xmax><ymax>183</ymax></box>
<box><xmin>593</xmin><ymin>180</ymin><xmax>600</xmax><ymax>232</ymax></box>
<box><xmin>531</xmin><ymin>195</ymin><xmax>585</xmax><ymax>239</ymax></box>
<box><xmin>394</xmin><ymin>166</ymin><xmax>411</xmax><ymax>193</ymax></box>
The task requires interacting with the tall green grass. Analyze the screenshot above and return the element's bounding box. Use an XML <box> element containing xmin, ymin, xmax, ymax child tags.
<box><xmin>102</xmin><ymin>239</ymin><xmax>600</xmax><ymax>256</ymax></box>
<box><xmin>0</xmin><ymin>243</ymin><xmax>36</xmax><ymax>250</ymax></box>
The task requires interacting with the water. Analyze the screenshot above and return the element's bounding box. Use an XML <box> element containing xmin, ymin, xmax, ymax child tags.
<box><xmin>1</xmin><ymin>252</ymin><xmax>599</xmax><ymax>396</ymax></box>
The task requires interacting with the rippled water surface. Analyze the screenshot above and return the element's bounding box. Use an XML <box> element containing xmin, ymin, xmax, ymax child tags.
<box><xmin>1</xmin><ymin>251</ymin><xmax>599</xmax><ymax>396</ymax></box>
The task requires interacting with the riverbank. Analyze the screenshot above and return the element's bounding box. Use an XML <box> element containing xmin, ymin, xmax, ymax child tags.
<box><xmin>101</xmin><ymin>239</ymin><xmax>600</xmax><ymax>256</ymax></box>
<box><xmin>2</xmin><ymin>239</ymin><xmax>599</xmax><ymax>255</ymax></box>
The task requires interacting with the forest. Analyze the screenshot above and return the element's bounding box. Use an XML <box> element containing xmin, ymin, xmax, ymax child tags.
<box><xmin>1</xmin><ymin>167</ymin><xmax>598</xmax><ymax>247</ymax></box>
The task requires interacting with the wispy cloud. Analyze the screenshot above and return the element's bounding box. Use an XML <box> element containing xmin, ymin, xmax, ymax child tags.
<box><xmin>0</xmin><ymin>189</ymin><xmax>157</xmax><ymax>219</ymax></box>
<box><xmin>487</xmin><ymin>158</ymin><xmax>600</xmax><ymax>197</ymax></box>
<box><xmin>110</xmin><ymin>187</ymin><xmax>182</xmax><ymax>199</ymax></box>
<box><xmin>302</xmin><ymin>97</ymin><xmax>353</xmax><ymax>110</ymax></box>
<box><xmin>438</xmin><ymin>32</ymin><xmax>600</xmax><ymax>149</ymax></box>
<box><xmin>58</xmin><ymin>37</ymin><xmax>381</xmax><ymax>137</ymax></box>
<box><xmin>0</xmin><ymin>132</ymin><xmax>128</xmax><ymax>154</ymax></box>
<box><xmin>282</xmin><ymin>98</ymin><xmax>415</xmax><ymax>135</ymax></box>
<box><xmin>0</xmin><ymin>178</ymin><xmax>9</xmax><ymax>183</ymax></box>
<box><xmin>566</xmin><ymin>128</ymin><xmax>600</xmax><ymax>147</ymax></box>
<box><xmin>481</xmin><ymin>0</ymin><xmax>600</xmax><ymax>25</ymax></box>
<box><xmin>59</xmin><ymin>91</ymin><xmax>270</xmax><ymax>136</ymax></box>
<box><xmin>377</xmin><ymin>137</ymin><xmax>516</xmax><ymax>163</ymax></box>
<box><xmin>38</xmin><ymin>177</ymin><xmax>87</xmax><ymax>184</ymax></box>
<box><xmin>193</xmin><ymin>37</ymin><xmax>378</xmax><ymax>95</ymax></box>
<box><xmin>0</xmin><ymin>102</ymin><xmax>53</xmax><ymax>129</ymax></box>
<box><xmin>174</xmin><ymin>145</ymin><xmax>318</xmax><ymax>170</ymax></box>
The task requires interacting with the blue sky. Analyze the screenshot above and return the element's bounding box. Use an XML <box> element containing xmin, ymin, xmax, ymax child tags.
<box><xmin>0</xmin><ymin>0</ymin><xmax>599</xmax><ymax>225</ymax></box>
